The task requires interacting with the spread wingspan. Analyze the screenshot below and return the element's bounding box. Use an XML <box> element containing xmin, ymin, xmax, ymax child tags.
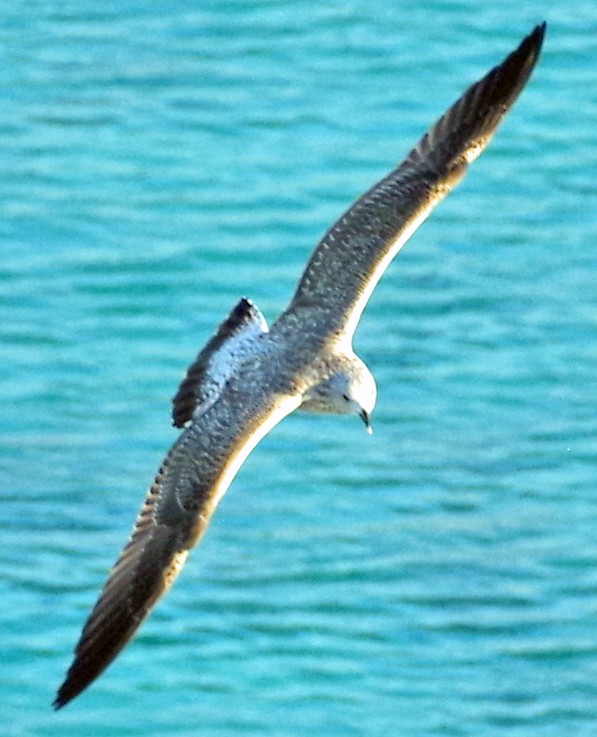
<box><xmin>55</xmin><ymin>24</ymin><xmax>545</xmax><ymax>710</ymax></box>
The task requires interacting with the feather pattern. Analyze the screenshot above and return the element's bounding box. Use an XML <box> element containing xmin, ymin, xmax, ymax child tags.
<box><xmin>55</xmin><ymin>25</ymin><xmax>545</xmax><ymax>709</ymax></box>
<box><xmin>283</xmin><ymin>23</ymin><xmax>546</xmax><ymax>340</ymax></box>
<box><xmin>54</xmin><ymin>385</ymin><xmax>301</xmax><ymax>709</ymax></box>
<box><xmin>172</xmin><ymin>298</ymin><xmax>268</xmax><ymax>428</ymax></box>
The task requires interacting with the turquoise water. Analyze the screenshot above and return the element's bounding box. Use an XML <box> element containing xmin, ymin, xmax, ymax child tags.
<box><xmin>2</xmin><ymin>2</ymin><xmax>597</xmax><ymax>735</ymax></box>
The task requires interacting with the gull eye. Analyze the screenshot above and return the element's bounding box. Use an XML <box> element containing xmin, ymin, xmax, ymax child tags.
<box><xmin>342</xmin><ymin>393</ymin><xmax>350</xmax><ymax>402</ymax></box>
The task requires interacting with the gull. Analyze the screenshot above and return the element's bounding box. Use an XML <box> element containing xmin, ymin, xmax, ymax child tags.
<box><xmin>55</xmin><ymin>24</ymin><xmax>545</xmax><ymax>709</ymax></box>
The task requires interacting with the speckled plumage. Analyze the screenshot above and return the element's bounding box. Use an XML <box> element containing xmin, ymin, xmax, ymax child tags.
<box><xmin>171</xmin><ymin>297</ymin><xmax>269</xmax><ymax>428</ymax></box>
<box><xmin>55</xmin><ymin>24</ymin><xmax>545</xmax><ymax>709</ymax></box>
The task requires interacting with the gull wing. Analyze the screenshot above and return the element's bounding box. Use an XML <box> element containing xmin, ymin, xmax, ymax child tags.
<box><xmin>54</xmin><ymin>383</ymin><xmax>301</xmax><ymax>709</ymax></box>
<box><xmin>282</xmin><ymin>24</ymin><xmax>545</xmax><ymax>339</ymax></box>
<box><xmin>172</xmin><ymin>298</ymin><xmax>268</xmax><ymax>428</ymax></box>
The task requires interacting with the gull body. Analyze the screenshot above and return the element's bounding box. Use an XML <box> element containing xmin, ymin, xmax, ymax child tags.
<box><xmin>55</xmin><ymin>24</ymin><xmax>546</xmax><ymax>709</ymax></box>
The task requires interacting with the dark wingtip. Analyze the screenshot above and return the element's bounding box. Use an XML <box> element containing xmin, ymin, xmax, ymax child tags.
<box><xmin>53</xmin><ymin>653</ymin><xmax>86</xmax><ymax>710</ymax></box>
<box><xmin>531</xmin><ymin>21</ymin><xmax>547</xmax><ymax>48</ymax></box>
<box><xmin>53</xmin><ymin>681</ymin><xmax>76</xmax><ymax>711</ymax></box>
<box><xmin>487</xmin><ymin>21</ymin><xmax>547</xmax><ymax>110</ymax></box>
<box><xmin>520</xmin><ymin>22</ymin><xmax>547</xmax><ymax>67</ymax></box>
<box><xmin>493</xmin><ymin>21</ymin><xmax>546</xmax><ymax>108</ymax></box>
<box><xmin>53</xmin><ymin>693</ymin><xmax>67</xmax><ymax>711</ymax></box>
<box><xmin>54</xmin><ymin>660</ymin><xmax>98</xmax><ymax>708</ymax></box>
<box><xmin>53</xmin><ymin>663</ymin><xmax>95</xmax><ymax>710</ymax></box>
<box><xmin>401</xmin><ymin>22</ymin><xmax>547</xmax><ymax>181</ymax></box>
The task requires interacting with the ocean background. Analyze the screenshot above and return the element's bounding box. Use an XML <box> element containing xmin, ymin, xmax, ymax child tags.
<box><xmin>2</xmin><ymin>2</ymin><xmax>596</xmax><ymax>735</ymax></box>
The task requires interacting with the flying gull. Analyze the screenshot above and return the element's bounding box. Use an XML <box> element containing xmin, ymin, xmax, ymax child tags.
<box><xmin>55</xmin><ymin>24</ymin><xmax>545</xmax><ymax>709</ymax></box>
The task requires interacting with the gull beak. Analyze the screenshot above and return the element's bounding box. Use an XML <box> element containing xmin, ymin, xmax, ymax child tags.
<box><xmin>360</xmin><ymin>409</ymin><xmax>373</xmax><ymax>435</ymax></box>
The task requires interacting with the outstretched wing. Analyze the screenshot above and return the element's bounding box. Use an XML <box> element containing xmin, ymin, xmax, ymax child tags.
<box><xmin>54</xmin><ymin>382</ymin><xmax>301</xmax><ymax>709</ymax></box>
<box><xmin>172</xmin><ymin>298</ymin><xmax>268</xmax><ymax>428</ymax></box>
<box><xmin>282</xmin><ymin>24</ymin><xmax>545</xmax><ymax>339</ymax></box>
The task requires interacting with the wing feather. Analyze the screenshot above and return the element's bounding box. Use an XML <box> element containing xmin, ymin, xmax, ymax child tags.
<box><xmin>172</xmin><ymin>298</ymin><xmax>268</xmax><ymax>428</ymax></box>
<box><xmin>54</xmin><ymin>385</ymin><xmax>300</xmax><ymax>709</ymax></box>
<box><xmin>282</xmin><ymin>24</ymin><xmax>545</xmax><ymax>339</ymax></box>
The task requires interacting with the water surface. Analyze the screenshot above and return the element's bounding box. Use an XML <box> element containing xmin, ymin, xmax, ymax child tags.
<box><xmin>2</xmin><ymin>2</ymin><xmax>597</xmax><ymax>736</ymax></box>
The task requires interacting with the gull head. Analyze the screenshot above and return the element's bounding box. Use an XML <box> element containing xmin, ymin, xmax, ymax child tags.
<box><xmin>301</xmin><ymin>354</ymin><xmax>377</xmax><ymax>433</ymax></box>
